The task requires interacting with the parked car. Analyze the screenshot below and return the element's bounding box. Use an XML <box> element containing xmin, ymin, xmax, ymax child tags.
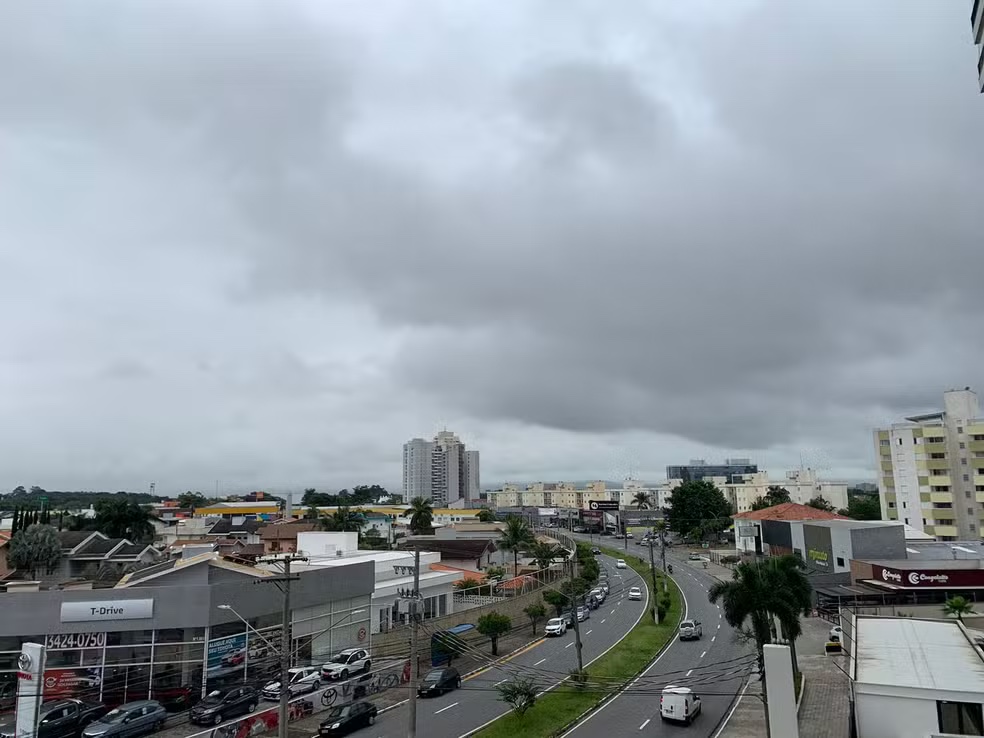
<box><xmin>599</xmin><ymin>582</ymin><xmax>610</xmax><ymax>595</ymax></box>
<box><xmin>628</xmin><ymin>587</ymin><xmax>643</xmax><ymax>601</ymax></box>
<box><xmin>417</xmin><ymin>667</ymin><xmax>461</xmax><ymax>697</ymax></box>
<box><xmin>590</xmin><ymin>588</ymin><xmax>605</xmax><ymax>603</ymax></box>
<box><xmin>616</xmin><ymin>559</ymin><xmax>627</xmax><ymax>569</ymax></box>
<box><xmin>262</xmin><ymin>666</ymin><xmax>321</xmax><ymax>700</ymax></box>
<box><xmin>572</xmin><ymin>527</ymin><xmax>586</xmax><ymax>533</ymax></box>
<box><xmin>688</xmin><ymin>553</ymin><xmax>703</xmax><ymax>561</ymax></box>
<box><xmin>679</xmin><ymin>619</ymin><xmax>703</xmax><ymax>641</ymax></box>
<box><xmin>545</xmin><ymin>617</ymin><xmax>568</xmax><ymax>636</ymax></box>
<box><xmin>321</xmin><ymin>649</ymin><xmax>371</xmax><ymax>681</ymax></box>
<box><xmin>614</xmin><ymin>533</ymin><xmax>624</xmax><ymax>539</ymax></box>
<box><xmin>318</xmin><ymin>702</ymin><xmax>377</xmax><ymax>736</ymax></box>
<box><xmin>576</xmin><ymin>605</ymin><xmax>590</xmax><ymax>621</ymax></box>
<box><xmin>660</xmin><ymin>686</ymin><xmax>701</xmax><ymax>724</ymax></box>
<box><xmin>829</xmin><ymin>626</ymin><xmax>843</xmax><ymax>643</ymax></box>
<box><xmin>0</xmin><ymin>699</ymin><xmax>109</xmax><ymax>738</ymax></box>
<box><xmin>189</xmin><ymin>687</ymin><xmax>257</xmax><ymax>726</ymax></box>
<box><xmin>625</xmin><ymin>532</ymin><xmax>634</xmax><ymax>539</ymax></box>
<box><xmin>81</xmin><ymin>701</ymin><xmax>167</xmax><ymax>738</ymax></box>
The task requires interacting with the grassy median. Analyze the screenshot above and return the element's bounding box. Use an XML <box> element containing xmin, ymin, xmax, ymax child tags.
<box><xmin>474</xmin><ymin>546</ymin><xmax>682</xmax><ymax>738</ymax></box>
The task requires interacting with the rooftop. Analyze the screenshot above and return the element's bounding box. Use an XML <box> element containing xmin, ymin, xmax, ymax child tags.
<box><xmin>733</xmin><ymin>503</ymin><xmax>849</xmax><ymax>522</ymax></box>
<box><xmin>258</xmin><ymin>522</ymin><xmax>318</xmax><ymax>540</ymax></box>
<box><xmin>853</xmin><ymin>616</ymin><xmax>984</xmax><ymax>694</ymax></box>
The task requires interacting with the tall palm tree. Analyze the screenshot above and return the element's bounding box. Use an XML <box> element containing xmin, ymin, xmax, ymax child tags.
<box><xmin>408</xmin><ymin>497</ymin><xmax>434</xmax><ymax>534</ymax></box>
<box><xmin>708</xmin><ymin>554</ymin><xmax>811</xmax><ymax>678</ymax></box>
<box><xmin>500</xmin><ymin>516</ymin><xmax>534</xmax><ymax>576</ymax></box>
<box><xmin>632</xmin><ymin>491</ymin><xmax>652</xmax><ymax>510</ymax></box>
<box><xmin>944</xmin><ymin>595</ymin><xmax>975</xmax><ymax>622</ymax></box>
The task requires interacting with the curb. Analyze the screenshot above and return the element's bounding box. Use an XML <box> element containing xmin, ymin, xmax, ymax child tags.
<box><xmin>796</xmin><ymin>672</ymin><xmax>807</xmax><ymax>715</ymax></box>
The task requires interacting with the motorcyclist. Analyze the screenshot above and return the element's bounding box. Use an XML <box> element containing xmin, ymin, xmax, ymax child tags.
<box><xmin>667</xmin><ymin>563</ymin><xmax>673</xmax><ymax>574</ymax></box>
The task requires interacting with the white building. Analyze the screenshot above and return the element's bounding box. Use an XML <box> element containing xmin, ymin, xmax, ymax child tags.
<box><xmin>849</xmin><ymin>615</ymin><xmax>984</xmax><ymax>737</ymax></box>
<box><xmin>289</xmin><ymin>532</ymin><xmax>464</xmax><ymax>635</ymax></box>
<box><xmin>725</xmin><ymin>468</ymin><xmax>849</xmax><ymax>515</ymax></box>
<box><xmin>402</xmin><ymin>430</ymin><xmax>480</xmax><ymax>506</ymax></box>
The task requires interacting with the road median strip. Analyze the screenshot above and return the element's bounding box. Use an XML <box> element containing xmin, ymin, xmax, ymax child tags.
<box><xmin>470</xmin><ymin>545</ymin><xmax>682</xmax><ymax>738</ymax></box>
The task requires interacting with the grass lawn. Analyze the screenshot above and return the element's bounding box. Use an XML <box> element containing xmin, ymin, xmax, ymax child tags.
<box><xmin>474</xmin><ymin>545</ymin><xmax>682</xmax><ymax>738</ymax></box>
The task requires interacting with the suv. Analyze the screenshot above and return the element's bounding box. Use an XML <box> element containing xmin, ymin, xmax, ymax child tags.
<box><xmin>262</xmin><ymin>666</ymin><xmax>321</xmax><ymax>700</ymax></box>
<box><xmin>321</xmin><ymin>649</ymin><xmax>371</xmax><ymax>681</ymax></box>
<box><xmin>544</xmin><ymin>617</ymin><xmax>568</xmax><ymax>637</ymax></box>
<box><xmin>679</xmin><ymin>619</ymin><xmax>703</xmax><ymax>641</ymax></box>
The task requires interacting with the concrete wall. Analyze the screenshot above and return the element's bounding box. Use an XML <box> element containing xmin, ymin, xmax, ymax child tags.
<box><xmin>854</xmin><ymin>693</ymin><xmax>941</xmax><ymax>738</ymax></box>
<box><xmin>850</xmin><ymin>524</ymin><xmax>906</xmax><ymax>562</ymax></box>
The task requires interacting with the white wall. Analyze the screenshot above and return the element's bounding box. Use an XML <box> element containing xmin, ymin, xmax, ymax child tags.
<box><xmin>855</xmin><ymin>693</ymin><xmax>941</xmax><ymax>738</ymax></box>
<box><xmin>828</xmin><ymin>525</ymin><xmax>854</xmax><ymax>574</ymax></box>
<box><xmin>790</xmin><ymin>522</ymin><xmax>805</xmax><ymax>558</ymax></box>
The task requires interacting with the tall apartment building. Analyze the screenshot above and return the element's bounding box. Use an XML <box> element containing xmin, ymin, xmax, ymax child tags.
<box><xmin>725</xmin><ymin>469</ymin><xmax>849</xmax><ymax>515</ymax></box>
<box><xmin>666</xmin><ymin>458</ymin><xmax>759</xmax><ymax>484</ymax></box>
<box><xmin>401</xmin><ymin>431</ymin><xmax>480</xmax><ymax>506</ymax></box>
<box><xmin>973</xmin><ymin>0</ymin><xmax>983</xmax><ymax>92</ymax></box>
<box><xmin>486</xmin><ymin>481</ymin><xmax>614</xmax><ymax>510</ymax></box>
<box><xmin>874</xmin><ymin>388</ymin><xmax>984</xmax><ymax>541</ymax></box>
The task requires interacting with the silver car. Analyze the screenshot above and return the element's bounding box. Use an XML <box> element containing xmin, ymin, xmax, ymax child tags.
<box><xmin>82</xmin><ymin>701</ymin><xmax>167</xmax><ymax>738</ymax></box>
<box><xmin>262</xmin><ymin>666</ymin><xmax>322</xmax><ymax>700</ymax></box>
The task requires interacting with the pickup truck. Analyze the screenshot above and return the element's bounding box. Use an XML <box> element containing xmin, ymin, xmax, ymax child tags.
<box><xmin>0</xmin><ymin>699</ymin><xmax>108</xmax><ymax>738</ymax></box>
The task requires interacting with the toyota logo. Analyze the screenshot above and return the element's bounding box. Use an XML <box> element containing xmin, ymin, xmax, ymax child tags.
<box><xmin>17</xmin><ymin>652</ymin><xmax>32</xmax><ymax>672</ymax></box>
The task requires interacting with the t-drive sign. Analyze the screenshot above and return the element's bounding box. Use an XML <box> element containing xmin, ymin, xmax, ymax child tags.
<box><xmin>872</xmin><ymin>564</ymin><xmax>984</xmax><ymax>588</ymax></box>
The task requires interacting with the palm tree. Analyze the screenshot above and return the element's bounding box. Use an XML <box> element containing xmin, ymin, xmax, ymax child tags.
<box><xmin>528</xmin><ymin>540</ymin><xmax>568</xmax><ymax>572</ymax></box>
<box><xmin>408</xmin><ymin>497</ymin><xmax>434</xmax><ymax>534</ymax></box>
<box><xmin>319</xmin><ymin>505</ymin><xmax>364</xmax><ymax>532</ymax></box>
<box><xmin>944</xmin><ymin>595</ymin><xmax>975</xmax><ymax>622</ymax></box>
<box><xmin>632</xmin><ymin>491</ymin><xmax>651</xmax><ymax>510</ymax></box>
<box><xmin>500</xmin><ymin>516</ymin><xmax>534</xmax><ymax>576</ymax></box>
<box><xmin>91</xmin><ymin>499</ymin><xmax>156</xmax><ymax>542</ymax></box>
<box><xmin>708</xmin><ymin>554</ymin><xmax>812</xmax><ymax>678</ymax></box>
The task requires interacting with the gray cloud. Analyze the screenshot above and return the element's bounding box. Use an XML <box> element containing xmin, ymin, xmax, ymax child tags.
<box><xmin>0</xmin><ymin>0</ymin><xmax>981</xmax><ymax>491</ymax></box>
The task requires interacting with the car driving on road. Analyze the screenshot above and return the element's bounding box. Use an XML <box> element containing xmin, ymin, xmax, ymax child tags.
<box><xmin>318</xmin><ymin>702</ymin><xmax>377</xmax><ymax>736</ymax></box>
<box><xmin>616</xmin><ymin>559</ymin><xmax>627</xmax><ymax>569</ymax></box>
<box><xmin>417</xmin><ymin>667</ymin><xmax>461</xmax><ymax>697</ymax></box>
<box><xmin>679</xmin><ymin>619</ymin><xmax>703</xmax><ymax>641</ymax></box>
<box><xmin>628</xmin><ymin>586</ymin><xmax>643</xmax><ymax>601</ymax></box>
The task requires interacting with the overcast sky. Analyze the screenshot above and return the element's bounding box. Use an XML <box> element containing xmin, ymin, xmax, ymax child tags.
<box><xmin>1</xmin><ymin>1</ymin><xmax>983</xmax><ymax>496</ymax></box>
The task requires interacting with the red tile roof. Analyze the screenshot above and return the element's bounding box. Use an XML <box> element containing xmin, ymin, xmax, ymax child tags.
<box><xmin>733</xmin><ymin>502</ymin><xmax>849</xmax><ymax>521</ymax></box>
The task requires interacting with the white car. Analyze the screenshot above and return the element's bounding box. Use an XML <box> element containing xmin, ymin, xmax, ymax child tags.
<box><xmin>628</xmin><ymin>586</ymin><xmax>643</xmax><ymax>601</ymax></box>
<box><xmin>321</xmin><ymin>648</ymin><xmax>371</xmax><ymax>681</ymax></box>
<box><xmin>616</xmin><ymin>559</ymin><xmax>627</xmax><ymax>569</ymax></box>
<box><xmin>544</xmin><ymin>617</ymin><xmax>568</xmax><ymax>637</ymax></box>
<box><xmin>661</xmin><ymin>686</ymin><xmax>701</xmax><ymax>725</ymax></box>
<box><xmin>262</xmin><ymin>666</ymin><xmax>321</xmax><ymax>700</ymax></box>
<box><xmin>829</xmin><ymin>625</ymin><xmax>843</xmax><ymax>642</ymax></box>
<box><xmin>679</xmin><ymin>619</ymin><xmax>703</xmax><ymax>641</ymax></box>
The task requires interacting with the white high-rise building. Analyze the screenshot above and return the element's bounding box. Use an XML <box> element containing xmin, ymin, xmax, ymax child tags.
<box><xmin>401</xmin><ymin>431</ymin><xmax>480</xmax><ymax>506</ymax></box>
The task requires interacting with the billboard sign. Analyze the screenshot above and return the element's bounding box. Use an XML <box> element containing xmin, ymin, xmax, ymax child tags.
<box><xmin>537</xmin><ymin>508</ymin><xmax>559</xmax><ymax>517</ymax></box>
<box><xmin>207</xmin><ymin>633</ymin><xmax>248</xmax><ymax>670</ymax></box>
<box><xmin>42</xmin><ymin>669</ymin><xmax>102</xmax><ymax>699</ymax></box>
<box><xmin>802</xmin><ymin>524</ymin><xmax>833</xmax><ymax>573</ymax></box>
<box><xmin>581</xmin><ymin>510</ymin><xmax>602</xmax><ymax>522</ymax></box>
<box><xmin>587</xmin><ymin>500</ymin><xmax>619</xmax><ymax>511</ymax></box>
<box><xmin>16</xmin><ymin>642</ymin><xmax>46</xmax><ymax>738</ymax></box>
<box><xmin>738</xmin><ymin>526</ymin><xmax>757</xmax><ymax>538</ymax></box>
<box><xmin>60</xmin><ymin>599</ymin><xmax>154</xmax><ymax>623</ymax></box>
<box><xmin>871</xmin><ymin>564</ymin><xmax>984</xmax><ymax>588</ymax></box>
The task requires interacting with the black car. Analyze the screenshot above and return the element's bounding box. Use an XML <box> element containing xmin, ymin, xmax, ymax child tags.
<box><xmin>417</xmin><ymin>667</ymin><xmax>461</xmax><ymax>697</ymax></box>
<box><xmin>0</xmin><ymin>699</ymin><xmax>108</xmax><ymax>738</ymax></box>
<box><xmin>318</xmin><ymin>702</ymin><xmax>378</xmax><ymax>736</ymax></box>
<box><xmin>189</xmin><ymin>687</ymin><xmax>258</xmax><ymax>726</ymax></box>
<box><xmin>591</xmin><ymin>547</ymin><xmax>601</xmax><ymax>555</ymax></box>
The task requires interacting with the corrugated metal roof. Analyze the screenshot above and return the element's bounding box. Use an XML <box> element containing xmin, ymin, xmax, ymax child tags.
<box><xmin>855</xmin><ymin>617</ymin><xmax>984</xmax><ymax>693</ymax></box>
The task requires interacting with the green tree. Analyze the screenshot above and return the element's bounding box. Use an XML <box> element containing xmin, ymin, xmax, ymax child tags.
<box><xmin>496</xmin><ymin>677</ymin><xmax>538</xmax><ymax>717</ymax></box>
<box><xmin>408</xmin><ymin>497</ymin><xmax>434</xmax><ymax>534</ymax></box>
<box><xmin>752</xmin><ymin>486</ymin><xmax>792</xmax><ymax>511</ymax></box>
<box><xmin>177</xmin><ymin>492</ymin><xmax>208</xmax><ymax>509</ymax></box>
<box><xmin>500</xmin><ymin>516</ymin><xmax>534</xmax><ymax>575</ymax></box>
<box><xmin>319</xmin><ymin>506</ymin><xmax>364</xmax><ymax>532</ymax></box>
<box><xmin>528</xmin><ymin>541</ymin><xmax>567</xmax><ymax>572</ymax></box>
<box><xmin>632</xmin><ymin>491</ymin><xmax>652</xmax><ymax>509</ymax></box>
<box><xmin>477</xmin><ymin>508</ymin><xmax>496</xmax><ymax>523</ymax></box>
<box><xmin>806</xmin><ymin>495</ymin><xmax>835</xmax><ymax>512</ymax></box>
<box><xmin>944</xmin><ymin>596</ymin><xmax>975</xmax><ymax>622</ymax></box>
<box><xmin>360</xmin><ymin>526</ymin><xmax>389</xmax><ymax>550</ymax></box>
<box><xmin>484</xmin><ymin>565</ymin><xmax>506</xmax><ymax>582</ymax></box>
<box><xmin>840</xmin><ymin>495</ymin><xmax>881</xmax><ymax>521</ymax></box>
<box><xmin>708</xmin><ymin>554</ymin><xmax>812</xmax><ymax>678</ymax></box>
<box><xmin>90</xmin><ymin>499</ymin><xmax>156</xmax><ymax>541</ymax></box>
<box><xmin>523</xmin><ymin>602</ymin><xmax>547</xmax><ymax>636</ymax></box>
<box><xmin>543</xmin><ymin>589</ymin><xmax>568</xmax><ymax>616</ymax></box>
<box><xmin>8</xmin><ymin>524</ymin><xmax>62</xmax><ymax>579</ymax></box>
<box><xmin>477</xmin><ymin>611</ymin><xmax>512</xmax><ymax>656</ymax></box>
<box><xmin>666</xmin><ymin>480</ymin><xmax>731</xmax><ymax>540</ymax></box>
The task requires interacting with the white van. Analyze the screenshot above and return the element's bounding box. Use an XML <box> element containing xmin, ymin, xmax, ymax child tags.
<box><xmin>660</xmin><ymin>686</ymin><xmax>701</xmax><ymax>724</ymax></box>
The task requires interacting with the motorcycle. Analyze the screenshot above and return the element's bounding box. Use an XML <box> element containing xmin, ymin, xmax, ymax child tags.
<box><xmin>667</xmin><ymin>564</ymin><xmax>673</xmax><ymax>574</ymax></box>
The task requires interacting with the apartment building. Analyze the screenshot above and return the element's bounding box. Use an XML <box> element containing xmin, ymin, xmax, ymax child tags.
<box><xmin>726</xmin><ymin>469</ymin><xmax>849</xmax><ymax>515</ymax></box>
<box><xmin>487</xmin><ymin>481</ymin><xmax>614</xmax><ymax>510</ymax></box>
<box><xmin>666</xmin><ymin>458</ymin><xmax>758</xmax><ymax>484</ymax></box>
<box><xmin>874</xmin><ymin>388</ymin><xmax>984</xmax><ymax>541</ymax></box>
<box><xmin>402</xmin><ymin>430</ymin><xmax>481</xmax><ymax>506</ymax></box>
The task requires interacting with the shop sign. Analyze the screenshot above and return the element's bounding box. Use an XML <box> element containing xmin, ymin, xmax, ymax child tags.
<box><xmin>588</xmin><ymin>501</ymin><xmax>619</xmax><ymax>511</ymax></box>
<box><xmin>16</xmin><ymin>643</ymin><xmax>45</xmax><ymax>738</ymax></box>
<box><xmin>872</xmin><ymin>564</ymin><xmax>984</xmax><ymax>587</ymax></box>
<box><xmin>807</xmin><ymin>549</ymin><xmax>829</xmax><ymax>567</ymax></box>
<box><xmin>60</xmin><ymin>599</ymin><xmax>154</xmax><ymax>623</ymax></box>
<box><xmin>46</xmin><ymin>633</ymin><xmax>106</xmax><ymax>650</ymax></box>
<box><xmin>42</xmin><ymin>669</ymin><xmax>102</xmax><ymax>698</ymax></box>
<box><xmin>738</xmin><ymin>526</ymin><xmax>757</xmax><ymax>538</ymax></box>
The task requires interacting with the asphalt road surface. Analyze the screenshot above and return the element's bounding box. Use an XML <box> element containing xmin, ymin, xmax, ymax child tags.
<box><xmin>363</xmin><ymin>553</ymin><xmax>648</xmax><ymax>738</ymax></box>
<box><xmin>562</xmin><ymin>536</ymin><xmax>753</xmax><ymax>738</ymax></box>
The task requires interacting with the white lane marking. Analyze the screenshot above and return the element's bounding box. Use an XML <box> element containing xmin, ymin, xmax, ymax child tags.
<box><xmin>717</xmin><ymin>623</ymin><xmax>721</xmax><ymax>629</ymax></box>
<box><xmin>719</xmin><ymin>612</ymin><xmax>722</xmax><ymax>618</ymax></box>
<box><xmin>712</xmin><ymin>636</ymin><xmax>716</xmax><ymax>642</ymax></box>
<box><xmin>601</xmin><ymin>619</ymin><xmax>606</xmax><ymax>624</ymax></box>
<box><xmin>566</xmin><ymin>642</ymin><xmax>574</xmax><ymax>649</ymax></box>
<box><xmin>712</xmin><ymin>679</ymin><xmax>753</xmax><ymax>738</ymax></box>
<box><xmin>534</xmin><ymin>658</ymin><xmax>547</xmax><ymax>666</ymax></box>
<box><xmin>638</xmin><ymin>718</ymin><xmax>651</xmax><ymax>730</ymax></box>
<box><xmin>686</xmin><ymin>669</ymin><xmax>693</xmax><ymax>677</ymax></box>
<box><xmin>586</xmin><ymin>630</ymin><xmax>593</xmax><ymax>635</ymax></box>
<box><xmin>611</xmin><ymin>609</ymin><xmax>616</xmax><ymax>615</ymax></box>
<box><xmin>494</xmin><ymin>679</ymin><xmax>507</xmax><ymax>686</ymax></box>
<box><xmin>700</xmin><ymin>651</ymin><xmax>707</xmax><ymax>659</ymax></box>
<box><xmin>435</xmin><ymin>702</ymin><xmax>459</xmax><ymax>714</ymax></box>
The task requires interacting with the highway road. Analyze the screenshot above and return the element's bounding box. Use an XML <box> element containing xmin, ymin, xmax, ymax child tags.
<box><xmin>562</xmin><ymin>536</ymin><xmax>753</xmax><ymax>738</ymax></box>
<box><xmin>365</xmin><ymin>552</ymin><xmax>649</xmax><ymax>738</ymax></box>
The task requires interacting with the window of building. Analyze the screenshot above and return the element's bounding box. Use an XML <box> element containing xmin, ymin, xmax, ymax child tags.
<box><xmin>904</xmin><ymin>517</ymin><xmax>910</xmax><ymax>525</ymax></box>
<box><xmin>965</xmin><ymin>474</ymin><xmax>971</xmax><ymax>482</ymax></box>
<box><xmin>880</xmin><ymin>439</ymin><xmax>890</xmax><ymax>446</ymax></box>
<box><xmin>968</xmin><ymin>490</ymin><xmax>973</xmax><ymax>498</ymax></box>
<box><xmin>961</xmin><ymin>442</ymin><xmax>967</xmax><ymax>449</ymax></box>
<box><xmin>888</xmin><ymin>501</ymin><xmax>896</xmax><ymax>509</ymax></box>
<box><xmin>902</xmin><ymin>501</ymin><xmax>907</xmax><ymax>508</ymax></box>
<box><xmin>836</xmin><ymin>557</ymin><xmax>845</xmax><ymax>568</ymax></box>
<box><xmin>898</xmin><ymin>438</ymin><xmax>903</xmax><ymax>445</ymax></box>
<box><xmin>963</xmin><ymin>458</ymin><xmax>968</xmax><ymax>465</ymax></box>
<box><xmin>937</xmin><ymin>700</ymin><xmax>984</xmax><ymax>735</ymax></box>
<box><xmin>971</xmin><ymin>508</ymin><xmax>976</xmax><ymax>515</ymax></box>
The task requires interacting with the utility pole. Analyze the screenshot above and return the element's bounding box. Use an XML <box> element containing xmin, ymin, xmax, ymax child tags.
<box><xmin>403</xmin><ymin>548</ymin><xmax>421</xmax><ymax>738</ymax></box>
<box><xmin>257</xmin><ymin>553</ymin><xmax>307</xmax><ymax>738</ymax></box>
<box><xmin>646</xmin><ymin>528</ymin><xmax>660</xmax><ymax>622</ymax></box>
<box><xmin>568</xmin><ymin>556</ymin><xmax>584</xmax><ymax>673</ymax></box>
